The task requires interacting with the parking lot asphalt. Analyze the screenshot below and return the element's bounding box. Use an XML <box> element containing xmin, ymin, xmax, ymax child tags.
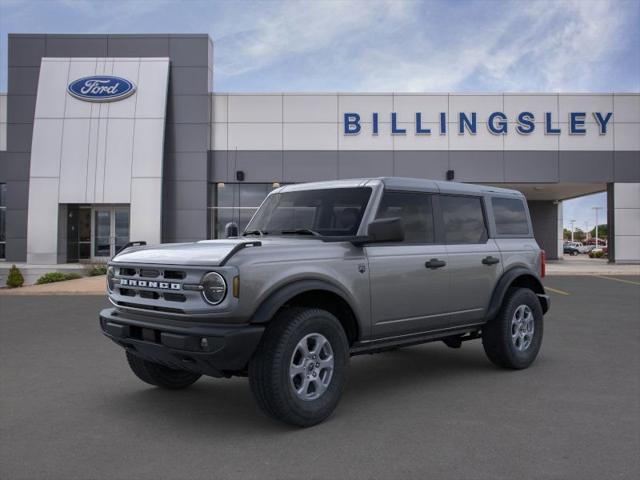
<box><xmin>1</xmin><ymin>276</ymin><xmax>638</xmax><ymax>480</ymax></box>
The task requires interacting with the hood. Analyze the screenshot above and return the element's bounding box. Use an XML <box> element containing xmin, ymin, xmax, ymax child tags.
<box><xmin>110</xmin><ymin>237</ymin><xmax>324</xmax><ymax>266</ymax></box>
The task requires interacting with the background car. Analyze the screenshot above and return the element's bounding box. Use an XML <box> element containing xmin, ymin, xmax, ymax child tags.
<box><xmin>564</xmin><ymin>244</ymin><xmax>581</xmax><ymax>256</ymax></box>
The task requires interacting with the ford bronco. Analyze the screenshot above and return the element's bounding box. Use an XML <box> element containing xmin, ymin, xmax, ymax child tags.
<box><xmin>100</xmin><ymin>177</ymin><xmax>549</xmax><ymax>427</ymax></box>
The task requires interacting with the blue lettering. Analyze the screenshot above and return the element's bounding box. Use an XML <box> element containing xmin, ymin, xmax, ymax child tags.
<box><xmin>459</xmin><ymin>112</ymin><xmax>476</xmax><ymax>135</ymax></box>
<box><xmin>570</xmin><ymin>112</ymin><xmax>586</xmax><ymax>134</ymax></box>
<box><xmin>439</xmin><ymin>112</ymin><xmax>447</xmax><ymax>135</ymax></box>
<box><xmin>545</xmin><ymin>112</ymin><xmax>560</xmax><ymax>135</ymax></box>
<box><xmin>344</xmin><ymin>113</ymin><xmax>361</xmax><ymax>135</ymax></box>
<box><xmin>488</xmin><ymin>112</ymin><xmax>508</xmax><ymax>135</ymax></box>
<box><xmin>372</xmin><ymin>112</ymin><xmax>379</xmax><ymax>135</ymax></box>
<box><xmin>391</xmin><ymin>112</ymin><xmax>406</xmax><ymax>134</ymax></box>
<box><xmin>516</xmin><ymin>111</ymin><xmax>535</xmax><ymax>134</ymax></box>
<box><xmin>593</xmin><ymin>112</ymin><xmax>612</xmax><ymax>134</ymax></box>
<box><xmin>416</xmin><ymin>112</ymin><xmax>431</xmax><ymax>134</ymax></box>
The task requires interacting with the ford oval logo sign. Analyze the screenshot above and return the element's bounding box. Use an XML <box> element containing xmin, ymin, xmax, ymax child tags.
<box><xmin>67</xmin><ymin>76</ymin><xmax>136</xmax><ymax>102</ymax></box>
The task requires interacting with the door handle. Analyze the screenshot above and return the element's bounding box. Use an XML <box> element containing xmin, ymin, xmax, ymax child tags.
<box><xmin>425</xmin><ymin>258</ymin><xmax>446</xmax><ymax>269</ymax></box>
<box><xmin>482</xmin><ymin>256</ymin><xmax>500</xmax><ymax>265</ymax></box>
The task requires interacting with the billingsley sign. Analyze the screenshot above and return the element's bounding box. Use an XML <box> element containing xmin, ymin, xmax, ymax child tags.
<box><xmin>343</xmin><ymin>111</ymin><xmax>613</xmax><ymax>136</ymax></box>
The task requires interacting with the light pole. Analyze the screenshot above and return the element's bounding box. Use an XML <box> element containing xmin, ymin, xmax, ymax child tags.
<box><xmin>570</xmin><ymin>219</ymin><xmax>576</xmax><ymax>242</ymax></box>
<box><xmin>592</xmin><ymin>206</ymin><xmax>604</xmax><ymax>247</ymax></box>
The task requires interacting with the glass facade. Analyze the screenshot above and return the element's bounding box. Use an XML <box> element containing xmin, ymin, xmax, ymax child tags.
<box><xmin>0</xmin><ymin>183</ymin><xmax>5</xmax><ymax>258</ymax></box>
<box><xmin>208</xmin><ymin>183</ymin><xmax>281</xmax><ymax>238</ymax></box>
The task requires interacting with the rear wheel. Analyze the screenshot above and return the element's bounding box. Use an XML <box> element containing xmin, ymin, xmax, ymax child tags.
<box><xmin>249</xmin><ymin>307</ymin><xmax>350</xmax><ymax>427</ymax></box>
<box><xmin>126</xmin><ymin>351</ymin><xmax>201</xmax><ymax>389</ymax></box>
<box><xmin>482</xmin><ymin>288</ymin><xmax>543</xmax><ymax>369</ymax></box>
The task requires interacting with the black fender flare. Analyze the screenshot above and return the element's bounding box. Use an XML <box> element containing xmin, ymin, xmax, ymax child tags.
<box><xmin>485</xmin><ymin>267</ymin><xmax>548</xmax><ymax>321</ymax></box>
<box><xmin>249</xmin><ymin>279</ymin><xmax>358</xmax><ymax>325</ymax></box>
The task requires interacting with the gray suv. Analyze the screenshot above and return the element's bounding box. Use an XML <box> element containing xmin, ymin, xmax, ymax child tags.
<box><xmin>100</xmin><ymin>177</ymin><xmax>550</xmax><ymax>427</ymax></box>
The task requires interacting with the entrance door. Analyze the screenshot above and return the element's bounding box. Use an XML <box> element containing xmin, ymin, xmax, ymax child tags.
<box><xmin>93</xmin><ymin>206</ymin><xmax>130</xmax><ymax>259</ymax></box>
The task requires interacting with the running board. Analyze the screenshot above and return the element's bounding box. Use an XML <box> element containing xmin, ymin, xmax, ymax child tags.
<box><xmin>350</xmin><ymin>324</ymin><xmax>484</xmax><ymax>356</ymax></box>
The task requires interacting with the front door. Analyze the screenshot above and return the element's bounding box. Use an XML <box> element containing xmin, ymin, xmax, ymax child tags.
<box><xmin>366</xmin><ymin>191</ymin><xmax>450</xmax><ymax>338</ymax></box>
<box><xmin>92</xmin><ymin>206</ymin><xmax>130</xmax><ymax>260</ymax></box>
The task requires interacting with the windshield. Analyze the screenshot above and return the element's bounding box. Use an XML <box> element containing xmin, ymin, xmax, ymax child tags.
<box><xmin>244</xmin><ymin>187</ymin><xmax>372</xmax><ymax>237</ymax></box>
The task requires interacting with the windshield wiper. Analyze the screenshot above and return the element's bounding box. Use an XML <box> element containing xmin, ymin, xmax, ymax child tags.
<box><xmin>280</xmin><ymin>228</ymin><xmax>322</xmax><ymax>237</ymax></box>
<box><xmin>243</xmin><ymin>229</ymin><xmax>268</xmax><ymax>236</ymax></box>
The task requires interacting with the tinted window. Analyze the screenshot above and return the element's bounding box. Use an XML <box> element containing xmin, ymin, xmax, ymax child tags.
<box><xmin>492</xmin><ymin>197</ymin><xmax>530</xmax><ymax>235</ymax></box>
<box><xmin>376</xmin><ymin>191</ymin><xmax>434</xmax><ymax>243</ymax></box>
<box><xmin>440</xmin><ymin>195</ymin><xmax>487</xmax><ymax>244</ymax></box>
<box><xmin>246</xmin><ymin>187</ymin><xmax>371</xmax><ymax>236</ymax></box>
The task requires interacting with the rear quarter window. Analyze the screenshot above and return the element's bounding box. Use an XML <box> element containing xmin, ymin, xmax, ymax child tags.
<box><xmin>492</xmin><ymin>197</ymin><xmax>530</xmax><ymax>235</ymax></box>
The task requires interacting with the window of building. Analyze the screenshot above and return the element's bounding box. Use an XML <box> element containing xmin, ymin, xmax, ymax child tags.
<box><xmin>440</xmin><ymin>195</ymin><xmax>488</xmax><ymax>244</ymax></box>
<box><xmin>492</xmin><ymin>197</ymin><xmax>530</xmax><ymax>235</ymax></box>
<box><xmin>375</xmin><ymin>191</ymin><xmax>435</xmax><ymax>243</ymax></box>
<box><xmin>208</xmin><ymin>183</ymin><xmax>281</xmax><ymax>238</ymax></box>
<box><xmin>0</xmin><ymin>183</ymin><xmax>6</xmax><ymax>258</ymax></box>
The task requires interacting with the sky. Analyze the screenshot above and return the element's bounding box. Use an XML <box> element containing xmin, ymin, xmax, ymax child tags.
<box><xmin>1</xmin><ymin>0</ymin><xmax>638</xmax><ymax>228</ymax></box>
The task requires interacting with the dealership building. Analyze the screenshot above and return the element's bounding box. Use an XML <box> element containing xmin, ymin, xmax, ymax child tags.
<box><xmin>0</xmin><ymin>33</ymin><xmax>638</xmax><ymax>270</ymax></box>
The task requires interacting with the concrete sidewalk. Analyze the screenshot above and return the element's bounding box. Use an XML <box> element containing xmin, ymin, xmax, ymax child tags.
<box><xmin>0</xmin><ymin>275</ymin><xmax>107</xmax><ymax>295</ymax></box>
<box><xmin>546</xmin><ymin>256</ymin><xmax>640</xmax><ymax>276</ymax></box>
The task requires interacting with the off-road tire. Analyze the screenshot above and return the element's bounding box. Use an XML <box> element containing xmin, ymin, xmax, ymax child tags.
<box><xmin>126</xmin><ymin>351</ymin><xmax>201</xmax><ymax>389</ymax></box>
<box><xmin>482</xmin><ymin>287</ymin><xmax>543</xmax><ymax>369</ymax></box>
<box><xmin>249</xmin><ymin>307</ymin><xmax>350</xmax><ymax>427</ymax></box>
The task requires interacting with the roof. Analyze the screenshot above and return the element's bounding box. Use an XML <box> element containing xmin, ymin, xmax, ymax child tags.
<box><xmin>278</xmin><ymin>177</ymin><xmax>523</xmax><ymax>197</ymax></box>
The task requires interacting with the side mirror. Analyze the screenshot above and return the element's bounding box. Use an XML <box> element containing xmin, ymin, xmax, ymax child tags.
<box><xmin>224</xmin><ymin>222</ymin><xmax>239</xmax><ymax>238</ymax></box>
<box><xmin>366</xmin><ymin>217</ymin><xmax>404</xmax><ymax>243</ymax></box>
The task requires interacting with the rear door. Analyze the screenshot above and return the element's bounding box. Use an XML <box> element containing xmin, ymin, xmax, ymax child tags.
<box><xmin>366</xmin><ymin>191</ymin><xmax>450</xmax><ymax>338</ymax></box>
<box><xmin>440</xmin><ymin>194</ymin><xmax>502</xmax><ymax>326</ymax></box>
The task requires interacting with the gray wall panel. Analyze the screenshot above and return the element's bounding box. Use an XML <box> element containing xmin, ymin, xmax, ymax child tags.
<box><xmin>234</xmin><ymin>151</ymin><xmax>283</xmax><ymax>182</ymax></box>
<box><xmin>162</xmin><ymin>208</ymin><xmax>208</xmax><ymax>242</ymax></box>
<box><xmin>165</xmin><ymin>124</ymin><xmax>209</xmax><ymax>153</ymax></box>
<box><xmin>166</xmin><ymin>152</ymin><xmax>209</xmax><ymax>181</ymax></box>
<box><xmin>394</xmin><ymin>151</ymin><xmax>449</xmax><ymax>180</ymax></box>
<box><xmin>169</xmin><ymin>67</ymin><xmax>210</xmax><ymax>95</ymax></box>
<box><xmin>559</xmin><ymin>151</ymin><xmax>614</xmax><ymax>182</ymax></box>
<box><xmin>169</xmin><ymin>36</ymin><xmax>211</xmax><ymax>67</ymax></box>
<box><xmin>528</xmin><ymin>200</ymin><xmax>560</xmax><ymax>259</ymax></box>
<box><xmin>338</xmin><ymin>151</ymin><xmax>393</xmax><ymax>178</ymax></box>
<box><xmin>449</xmin><ymin>151</ymin><xmax>504</xmax><ymax>182</ymax></box>
<box><xmin>209</xmin><ymin>151</ymin><xmax>229</xmax><ymax>182</ymax></box>
<box><xmin>504</xmin><ymin>150</ymin><xmax>559</xmax><ymax>182</ymax></box>
<box><xmin>8</xmin><ymin>67</ymin><xmax>40</xmax><ymax>95</ymax></box>
<box><xmin>7</xmin><ymin>95</ymin><xmax>36</xmax><ymax>124</ymax></box>
<box><xmin>45</xmin><ymin>35</ymin><xmax>108</xmax><ymax>57</ymax></box>
<box><xmin>107</xmin><ymin>35</ymin><xmax>170</xmax><ymax>57</ymax></box>
<box><xmin>164</xmin><ymin>180</ymin><xmax>208</xmax><ymax>210</ymax></box>
<box><xmin>283</xmin><ymin>151</ymin><xmax>338</xmax><ymax>182</ymax></box>
<box><xmin>6</xmin><ymin>124</ymin><xmax>33</xmax><ymax>153</ymax></box>
<box><xmin>167</xmin><ymin>95</ymin><xmax>210</xmax><ymax>124</ymax></box>
<box><xmin>5</xmin><ymin>237</ymin><xmax>26</xmax><ymax>261</ymax></box>
<box><xmin>614</xmin><ymin>151</ymin><xmax>640</xmax><ymax>182</ymax></box>
<box><xmin>8</xmin><ymin>35</ymin><xmax>45</xmax><ymax>67</ymax></box>
<box><xmin>5</xmin><ymin>180</ymin><xmax>29</xmax><ymax>209</ymax></box>
<box><xmin>0</xmin><ymin>153</ymin><xmax>30</xmax><ymax>181</ymax></box>
<box><xmin>6</xmin><ymin>208</ymin><xmax>28</xmax><ymax>240</ymax></box>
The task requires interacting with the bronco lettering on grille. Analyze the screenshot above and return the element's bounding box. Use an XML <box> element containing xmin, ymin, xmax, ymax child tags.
<box><xmin>119</xmin><ymin>278</ymin><xmax>181</xmax><ymax>290</ymax></box>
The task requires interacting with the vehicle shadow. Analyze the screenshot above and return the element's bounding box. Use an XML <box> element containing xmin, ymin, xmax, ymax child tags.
<box><xmin>101</xmin><ymin>343</ymin><xmax>496</xmax><ymax>434</ymax></box>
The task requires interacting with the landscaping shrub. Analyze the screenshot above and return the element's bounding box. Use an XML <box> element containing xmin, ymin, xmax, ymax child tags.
<box><xmin>87</xmin><ymin>264</ymin><xmax>108</xmax><ymax>276</ymax></box>
<box><xmin>36</xmin><ymin>272</ymin><xmax>83</xmax><ymax>285</ymax></box>
<box><xmin>6</xmin><ymin>264</ymin><xmax>25</xmax><ymax>288</ymax></box>
<box><xmin>589</xmin><ymin>250</ymin><xmax>605</xmax><ymax>259</ymax></box>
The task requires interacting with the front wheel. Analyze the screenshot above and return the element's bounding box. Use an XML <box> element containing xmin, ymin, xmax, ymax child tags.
<box><xmin>482</xmin><ymin>288</ymin><xmax>544</xmax><ymax>369</ymax></box>
<box><xmin>249</xmin><ymin>307</ymin><xmax>350</xmax><ymax>427</ymax></box>
<box><xmin>126</xmin><ymin>351</ymin><xmax>201</xmax><ymax>389</ymax></box>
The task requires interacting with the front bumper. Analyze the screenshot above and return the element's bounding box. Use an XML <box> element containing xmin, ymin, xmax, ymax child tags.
<box><xmin>99</xmin><ymin>308</ymin><xmax>264</xmax><ymax>378</ymax></box>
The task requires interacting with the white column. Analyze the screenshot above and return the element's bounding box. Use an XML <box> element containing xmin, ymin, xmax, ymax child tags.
<box><xmin>613</xmin><ymin>183</ymin><xmax>640</xmax><ymax>263</ymax></box>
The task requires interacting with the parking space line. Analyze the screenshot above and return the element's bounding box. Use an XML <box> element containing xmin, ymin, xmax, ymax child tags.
<box><xmin>544</xmin><ymin>286</ymin><xmax>571</xmax><ymax>296</ymax></box>
<box><xmin>593</xmin><ymin>275</ymin><xmax>640</xmax><ymax>286</ymax></box>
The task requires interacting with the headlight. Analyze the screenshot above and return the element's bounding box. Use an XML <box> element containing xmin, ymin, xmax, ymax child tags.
<box><xmin>107</xmin><ymin>266</ymin><xmax>115</xmax><ymax>292</ymax></box>
<box><xmin>201</xmin><ymin>272</ymin><xmax>227</xmax><ymax>305</ymax></box>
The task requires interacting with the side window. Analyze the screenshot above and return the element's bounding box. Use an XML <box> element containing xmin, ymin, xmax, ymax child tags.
<box><xmin>440</xmin><ymin>195</ymin><xmax>488</xmax><ymax>244</ymax></box>
<box><xmin>375</xmin><ymin>191</ymin><xmax>434</xmax><ymax>243</ymax></box>
<box><xmin>492</xmin><ymin>197</ymin><xmax>530</xmax><ymax>235</ymax></box>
